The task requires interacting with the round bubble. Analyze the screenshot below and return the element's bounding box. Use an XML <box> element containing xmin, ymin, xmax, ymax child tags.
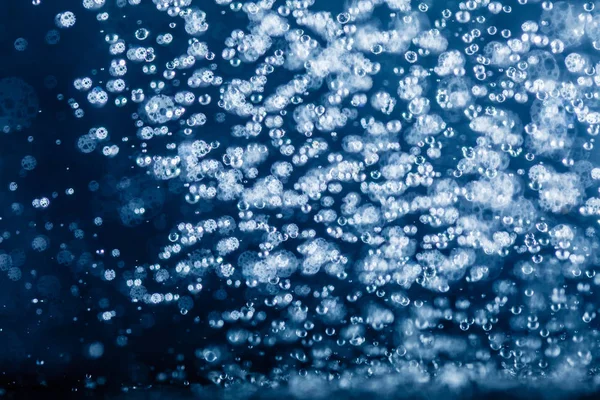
<box><xmin>45</xmin><ymin>29</ymin><xmax>60</xmax><ymax>45</ymax></box>
<box><xmin>14</xmin><ymin>38</ymin><xmax>28</xmax><ymax>51</ymax></box>
<box><xmin>142</xmin><ymin>95</ymin><xmax>177</xmax><ymax>124</ymax></box>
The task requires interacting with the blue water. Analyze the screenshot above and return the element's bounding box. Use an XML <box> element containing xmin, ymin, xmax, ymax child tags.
<box><xmin>1</xmin><ymin>0</ymin><xmax>600</xmax><ymax>398</ymax></box>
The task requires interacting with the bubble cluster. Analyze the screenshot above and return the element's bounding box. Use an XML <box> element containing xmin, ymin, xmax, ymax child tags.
<box><xmin>9</xmin><ymin>0</ymin><xmax>600</xmax><ymax>397</ymax></box>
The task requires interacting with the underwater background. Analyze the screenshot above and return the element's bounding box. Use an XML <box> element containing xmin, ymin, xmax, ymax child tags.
<box><xmin>2</xmin><ymin>0</ymin><xmax>600</xmax><ymax>399</ymax></box>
